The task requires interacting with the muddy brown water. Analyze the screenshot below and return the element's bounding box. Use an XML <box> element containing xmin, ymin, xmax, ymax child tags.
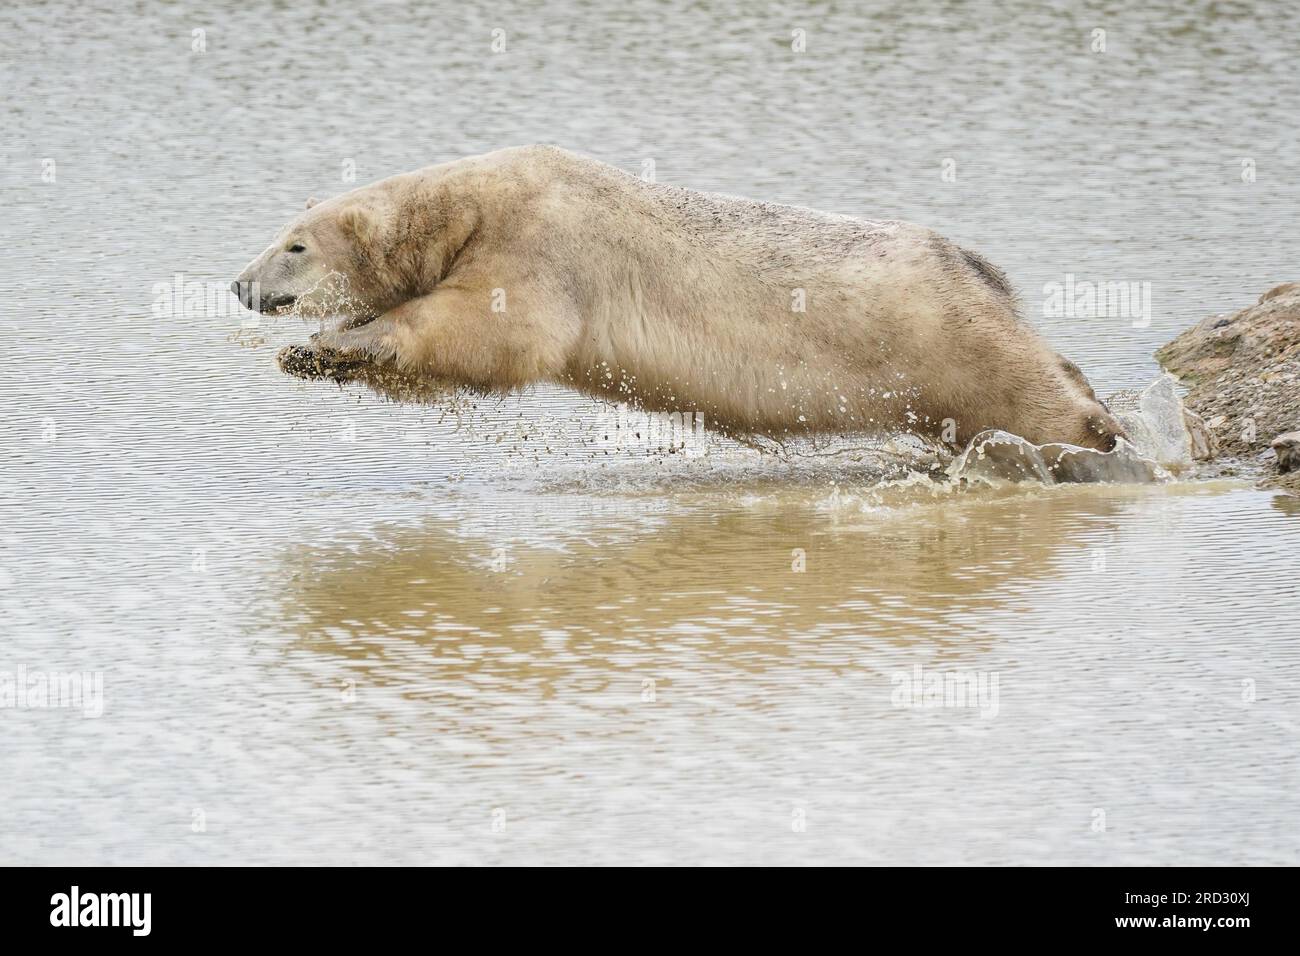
<box><xmin>2</xmin><ymin>0</ymin><xmax>1298</xmax><ymax>864</ymax></box>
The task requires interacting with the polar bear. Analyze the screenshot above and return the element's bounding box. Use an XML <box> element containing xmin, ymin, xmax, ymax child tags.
<box><xmin>232</xmin><ymin>145</ymin><xmax>1123</xmax><ymax>449</ymax></box>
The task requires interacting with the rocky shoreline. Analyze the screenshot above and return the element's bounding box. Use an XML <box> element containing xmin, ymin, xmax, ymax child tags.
<box><xmin>1156</xmin><ymin>283</ymin><xmax>1300</xmax><ymax>493</ymax></box>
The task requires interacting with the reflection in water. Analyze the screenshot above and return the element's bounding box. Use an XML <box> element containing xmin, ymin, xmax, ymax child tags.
<box><xmin>242</xmin><ymin>481</ymin><xmax>1299</xmax><ymax>866</ymax></box>
<box><xmin>1272</xmin><ymin>494</ymin><xmax>1300</xmax><ymax>519</ymax></box>
<box><xmin>282</xmin><ymin>486</ymin><xmax>1133</xmax><ymax>681</ymax></box>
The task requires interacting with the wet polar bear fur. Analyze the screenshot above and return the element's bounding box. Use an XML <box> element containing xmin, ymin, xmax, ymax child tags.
<box><xmin>235</xmin><ymin>145</ymin><xmax>1123</xmax><ymax>450</ymax></box>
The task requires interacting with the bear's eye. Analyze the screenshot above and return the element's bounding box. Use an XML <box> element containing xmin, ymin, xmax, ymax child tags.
<box><xmin>288</xmin><ymin>243</ymin><xmax>306</xmax><ymax>253</ymax></box>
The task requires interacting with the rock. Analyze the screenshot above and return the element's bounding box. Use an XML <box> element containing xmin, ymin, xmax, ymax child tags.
<box><xmin>1260</xmin><ymin>282</ymin><xmax>1300</xmax><ymax>303</ymax></box>
<box><xmin>1183</xmin><ymin>408</ymin><xmax>1218</xmax><ymax>461</ymax></box>
<box><xmin>1260</xmin><ymin>468</ymin><xmax>1300</xmax><ymax>495</ymax></box>
<box><xmin>1272</xmin><ymin>431</ymin><xmax>1300</xmax><ymax>474</ymax></box>
<box><xmin>1156</xmin><ymin>283</ymin><xmax>1300</xmax><ymax>458</ymax></box>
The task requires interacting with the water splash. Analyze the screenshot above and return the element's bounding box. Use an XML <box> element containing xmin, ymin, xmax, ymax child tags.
<box><xmin>1108</xmin><ymin>374</ymin><xmax>1217</xmax><ymax>467</ymax></box>
<box><xmin>947</xmin><ymin>374</ymin><xmax>1217</xmax><ymax>486</ymax></box>
<box><xmin>948</xmin><ymin>430</ymin><xmax>1167</xmax><ymax>486</ymax></box>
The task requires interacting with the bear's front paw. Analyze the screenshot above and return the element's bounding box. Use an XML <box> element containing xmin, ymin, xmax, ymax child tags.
<box><xmin>277</xmin><ymin>344</ymin><xmax>367</xmax><ymax>382</ymax></box>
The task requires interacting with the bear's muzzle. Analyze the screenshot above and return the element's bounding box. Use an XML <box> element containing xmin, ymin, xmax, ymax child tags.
<box><xmin>231</xmin><ymin>280</ymin><xmax>295</xmax><ymax>313</ymax></box>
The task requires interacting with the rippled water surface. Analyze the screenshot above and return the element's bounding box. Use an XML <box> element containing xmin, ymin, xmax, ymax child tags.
<box><xmin>3</xmin><ymin>0</ymin><xmax>1299</xmax><ymax>865</ymax></box>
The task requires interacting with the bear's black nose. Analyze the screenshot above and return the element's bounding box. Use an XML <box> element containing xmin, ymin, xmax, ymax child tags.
<box><xmin>231</xmin><ymin>280</ymin><xmax>259</xmax><ymax>309</ymax></box>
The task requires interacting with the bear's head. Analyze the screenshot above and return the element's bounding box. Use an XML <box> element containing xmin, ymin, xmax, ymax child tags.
<box><xmin>231</xmin><ymin>194</ymin><xmax>397</xmax><ymax>321</ymax></box>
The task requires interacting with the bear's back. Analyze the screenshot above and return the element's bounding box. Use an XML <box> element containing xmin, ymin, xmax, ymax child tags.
<box><xmin>488</xmin><ymin>144</ymin><xmax>917</xmax><ymax>274</ymax></box>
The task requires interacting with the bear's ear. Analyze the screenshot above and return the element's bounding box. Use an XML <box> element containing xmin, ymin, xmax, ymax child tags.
<box><xmin>305</xmin><ymin>196</ymin><xmax>320</xmax><ymax>209</ymax></box>
<box><xmin>338</xmin><ymin>204</ymin><xmax>380</xmax><ymax>244</ymax></box>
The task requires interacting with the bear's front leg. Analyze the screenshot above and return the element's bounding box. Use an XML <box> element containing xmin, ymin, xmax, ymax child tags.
<box><xmin>277</xmin><ymin>314</ymin><xmax>399</xmax><ymax>381</ymax></box>
<box><xmin>354</xmin><ymin>287</ymin><xmax>580</xmax><ymax>387</ymax></box>
<box><xmin>278</xmin><ymin>318</ymin><xmax>450</xmax><ymax>402</ymax></box>
<box><xmin>281</xmin><ymin>284</ymin><xmax>580</xmax><ymax>391</ymax></box>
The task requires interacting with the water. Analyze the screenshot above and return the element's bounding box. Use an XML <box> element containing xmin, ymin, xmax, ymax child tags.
<box><xmin>2</xmin><ymin>0</ymin><xmax>1298</xmax><ymax>865</ymax></box>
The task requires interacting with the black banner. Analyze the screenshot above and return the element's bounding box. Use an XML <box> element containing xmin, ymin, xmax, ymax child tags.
<box><xmin>0</xmin><ymin>867</ymin><xmax>1285</xmax><ymax>943</ymax></box>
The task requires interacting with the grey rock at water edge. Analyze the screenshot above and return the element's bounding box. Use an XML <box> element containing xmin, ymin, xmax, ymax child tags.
<box><xmin>1156</xmin><ymin>282</ymin><xmax>1300</xmax><ymax>459</ymax></box>
<box><xmin>1272</xmin><ymin>431</ymin><xmax>1300</xmax><ymax>474</ymax></box>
